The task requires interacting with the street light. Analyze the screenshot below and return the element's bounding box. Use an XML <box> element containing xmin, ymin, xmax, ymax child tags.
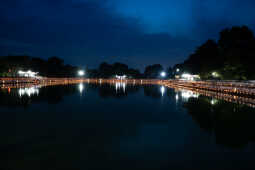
<box><xmin>176</xmin><ymin>68</ymin><xmax>180</xmax><ymax>72</ymax></box>
<box><xmin>78</xmin><ymin>70</ymin><xmax>85</xmax><ymax>76</ymax></box>
<box><xmin>212</xmin><ymin>72</ymin><xmax>219</xmax><ymax>78</ymax></box>
<box><xmin>160</xmin><ymin>72</ymin><xmax>166</xmax><ymax>77</ymax></box>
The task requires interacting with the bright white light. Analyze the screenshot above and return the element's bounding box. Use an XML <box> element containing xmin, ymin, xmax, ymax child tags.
<box><xmin>115</xmin><ymin>82</ymin><xmax>126</xmax><ymax>93</ymax></box>
<box><xmin>123</xmin><ymin>83</ymin><xmax>126</xmax><ymax>93</ymax></box>
<box><xmin>176</xmin><ymin>94</ymin><xmax>179</xmax><ymax>100</ymax></box>
<box><xmin>116</xmin><ymin>75</ymin><xmax>127</xmax><ymax>80</ymax></box>
<box><xmin>176</xmin><ymin>68</ymin><xmax>180</xmax><ymax>72</ymax></box>
<box><xmin>212</xmin><ymin>72</ymin><xmax>219</xmax><ymax>77</ymax></box>
<box><xmin>78</xmin><ymin>70</ymin><xmax>85</xmax><ymax>76</ymax></box>
<box><xmin>18</xmin><ymin>87</ymin><xmax>39</xmax><ymax>97</ymax></box>
<box><xmin>161</xmin><ymin>72</ymin><xmax>166</xmax><ymax>77</ymax></box>
<box><xmin>160</xmin><ymin>86</ymin><xmax>165</xmax><ymax>96</ymax></box>
<box><xmin>181</xmin><ymin>90</ymin><xmax>199</xmax><ymax>101</ymax></box>
<box><xmin>78</xmin><ymin>83</ymin><xmax>84</xmax><ymax>94</ymax></box>
<box><xmin>181</xmin><ymin>73</ymin><xmax>194</xmax><ymax>81</ymax></box>
<box><xmin>181</xmin><ymin>73</ymin><xmax>192</xmax><ymax>78</ymax></box>
<box><xmin>18</xmin><ymin>70</ymin><xmax>38</xmax><ymax>78</ymax></box>
<box><xmin>18</xmin><ymin>71</ymin><xmax>24</xmax><ymax>74</ymax></box>
<box><xmin>211</xmin><ymin>99</ymin><xmax>218</xmax><ymax>105</ymax></box>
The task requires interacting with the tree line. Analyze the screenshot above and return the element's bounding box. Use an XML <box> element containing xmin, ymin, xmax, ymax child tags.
<box><xmin>86</xmin><ymin>62</ymin><xmax>172</xmax><ymax>79</ymax></box>
<box><xmin>174</xmin><ymin>26</ymin><xmax>255</xmax><ymax>80</ymax></box>
<box><xmin>0</xmin><ymin>56</ymin><xmax>78</xmax><ymax>77</ymax></box>
<box><xmin>0</xmin><ymin>56</ymin><xmax>171</xmax><ymax>79</ymax></box>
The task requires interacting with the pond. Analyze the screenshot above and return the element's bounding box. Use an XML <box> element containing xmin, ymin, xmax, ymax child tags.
<box><xmin>1</xmin><ymin>83</ymin><xmax>255</xmax><ymax>170</ymax></box>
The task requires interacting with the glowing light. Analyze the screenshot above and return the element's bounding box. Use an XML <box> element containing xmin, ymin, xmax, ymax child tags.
<box><xmin>78</xmin><ymin>70</ymin><xmax>85</xmax><ymax>76</ymax></box>
<box><xmin>78</xmin><ymin>83</ymin><xmax>84</xmax><ymax>94</ymax></box>
<box><xmin>176</xmin><ymin>94</ymin><xmax>179</xmax><ymax>100</ymax></box>
<box><xmin>160</xmin><ymin>86</ymin><xmax>165</xmax><ymax>96</ymax></box>
<box><xmin>211</xmin><ymin>99</ymin><xmax>218</xmax><ymax>105</ymax></box>
<box><xmin>160</xmin><ymin>72</ymin><xmax>166</xmax><ymax>77</ymax></box>
<box><xmin>115</xmin><ymin>82</ymin><xmax>126</xmax><ymax>93</ymax></box>
<box><xmin>212</xmin><ymin>72</ymin><xmax>220</xmax><ymax>77</ymax></box>
<box><xmin>176</xmin><ymin>68</ymin><xmax>180</xmax><ymax>72</ymax></box>
<box><xmin>181</xmin><ymin>73</ymin><xmax>200</xmax><ymax>81</ymax></box>
<box><xmin>116</xmin><ymin>75</ymin><xmax>127</xmax><ymax>80</ymax></box>
<box><xmin>18</xmin><ymin>87</ymin><xmax>39</xmax><ymax>97</ymax></box>
<box><xmin>18</xmin><ymin>70</ymin><xmax>38</xmax><ymax>78</ymax></box>
<box><xmin>181</xmin><ymin>73</ymin><xmax>192</xmax><ymax>79</ymax></box>
<box><xmin>181</xmin><ymin>90</ymin><xmax>199</xmax><ymax>101</ymax></box>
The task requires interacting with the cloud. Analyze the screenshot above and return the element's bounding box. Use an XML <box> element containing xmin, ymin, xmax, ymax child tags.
<box><xmin>0</xmin><ymin>0</ymin><xmax>197</xmax><ymax>69</ymax></box>
<box><xmin>4</xmin><ymin>0</ymin><xmax>254</xmax><ymax>69</ymax></box>
<box><xmin>105</xmin><ymin>0</ymin><xmax>255</xmax><ymax>40</ymax></box>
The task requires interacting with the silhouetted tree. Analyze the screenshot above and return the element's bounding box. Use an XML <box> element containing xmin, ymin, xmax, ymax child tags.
<box><xmin>97</xmin><ymin>62</ymin><xmax>141</xmax><ymax>78</ymax></box>
<box><xmin>174</xmin><ymin>26</ymin><xmax>255</xmax><ymax>80</ymax></box>
<box><xmin>144</xmin><ymin>64</ymin><xmax>163</xmax><ymax>78</ymax></box>
<box><xmin>0</xmin><ymin>56</ymin><xmax>78</xmax><ymax>77</ymax></box>
<box><xmin>166</xmin><ymin>66</ymin><xmax>173</xmax><ymax>79</ymax></box>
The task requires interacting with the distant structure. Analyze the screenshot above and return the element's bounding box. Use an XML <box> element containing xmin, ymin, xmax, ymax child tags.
<box><xmin>175</xmin><ymin>73</ymin><xmax>200</xmax><ymax>81</ymax></box>
<box><xmin>18</xmin><ymin>70</ymin><xmax>39</xmax><ymax>78</ymax></box>
<box><xmin>116</xmin><ymin>75</ymin><xmax>127</xmax><ymax>80</ymax></box>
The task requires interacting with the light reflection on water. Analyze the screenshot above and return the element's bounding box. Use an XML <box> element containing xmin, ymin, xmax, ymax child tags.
<box><xmin>211</xmin><ymin>98</ymin><xmax>218</xmax><ymax>105</ymax></box>
<box><xmin>115</xmin><ymin>82</ymin><xmax>126</xmax><ymax>93</ymax></box>
<box><xmin>78</xmin><ymin>83</ymin><xmax>84</xmax><ymax>94</ymax></box>
<box><xmin>160</xmin><ymin>86</ymin><xmax>165</xmax><ymax>96</ymax></box>
<box><xmin>175</xmin><ymin>89</ymin><xmax>199</xmax><ymax>102</ymax></box>
<box><xmin>1</xmin><ymin>83</ymin><xmax>255</xmax><ymax>169</ymax></box>
<box><xmin>18</xmin><ymin>87</ymin><xmax>40</xmax><ymax>97</ymax></box>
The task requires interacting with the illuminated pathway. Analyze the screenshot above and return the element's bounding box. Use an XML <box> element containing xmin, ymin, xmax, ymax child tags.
<box><xmin>1</xmin><ymin>78</ymin><xmax>255</xmax><ymax>107</ymax></box>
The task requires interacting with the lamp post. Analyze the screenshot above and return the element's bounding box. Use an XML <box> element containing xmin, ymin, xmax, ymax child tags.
<box><xmin>78</xmin><ymin>70</ymin><xmax>85</xmax><ymax>76</ymax></box>
<box><xmin>212</xmin><ymin>72</ymin><xmax>219</xmax><ymax>78</ymax></box>
<box><xmin>160</xmin><ymin>71</ymin><xmax>166</xmax><ymax>80</ymax></box>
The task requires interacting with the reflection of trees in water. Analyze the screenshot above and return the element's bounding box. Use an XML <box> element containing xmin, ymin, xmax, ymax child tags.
<box><xmin>35</xmin><ymin>85</ymin><xmax>77</xmax><ymax>104</ymax></box>
<box><xmin>87</xmin><ymin>84</ymin><xmax>141</xmax><ymax>98</ymax></box>
<box><xmin>0</xmin><ymin>85</ymin><xmax>77</xmax><ymax>108</ymax></box>
<box><xmin>0</xmin><ymin>86</ymin><xmax>163</xmax><ymax>170</ymax></box>
<box><xmin>0</xmin><ymin>84</ymin><xmax>143</xmax><ymax>107</ymax></box>
<box><xmin>143</xmin><ymin>85</ymin><xmax>162</xmax><ymax>98</ymax></box>
<box><xmin>0</xmin><ymin>84</ymin><xmax>173</xmax><ymax>108</ymax></box>
<box><xmin>184</xmin><ymin>96</ymin><xmax>255</xmax><ymax>149</ymax></box>
<box><xmin>0</xmin><ymin>90</ymin><xmax>32</xmax><ymax>108</ymax></box>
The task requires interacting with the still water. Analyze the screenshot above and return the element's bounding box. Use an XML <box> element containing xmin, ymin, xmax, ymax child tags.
<box><xmin>1</xmin><ymin>83</ymin><xmax>255</xmax><ymax>170</ymax></box>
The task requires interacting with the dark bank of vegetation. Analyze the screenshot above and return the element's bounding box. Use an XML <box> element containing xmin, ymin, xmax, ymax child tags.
<box><xmin>0</xmin><ymin>56</ymin><xmax>78</xmax><ymax>77</ymax></box>
<box><xmin>174</xmin><ymin>26</ymin><xmax>255</xmax><ymax>80</ymax></box>
<box><xmin>86</xmin><ymin>62</ymin><xmax>142</xmax><ymax>78</ymax></box>
<box><xmin>86</xmin><ymin>62</ymin><xmax>172</xmax><ymax>79</ymax></box>
<box><xmin>0</xmin><ymin>56</ymin><xmax>171</xmax><ymax>79</ymax></box>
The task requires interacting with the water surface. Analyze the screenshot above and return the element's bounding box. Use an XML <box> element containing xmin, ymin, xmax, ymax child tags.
<box><xmin>1</xmin><ymin>83</ymin><xmax>255</xmax><ymax>170</ymax></box>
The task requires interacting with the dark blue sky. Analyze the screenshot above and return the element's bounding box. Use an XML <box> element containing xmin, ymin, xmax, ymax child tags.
<box><xmin>1</xmin><ymin>0</ymin><xmax>255</xmax><ymax>69</ymax></box>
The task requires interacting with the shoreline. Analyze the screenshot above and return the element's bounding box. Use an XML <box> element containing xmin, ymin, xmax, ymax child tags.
<box><xmin>1</xmin><ymin>78</ymin><xmax>255</xmax><ymax>108</ymax></box>
<box><xmin>1</xmin><ymin>77</ymin><xmax>255</xmax><ymax>97</ymax></box>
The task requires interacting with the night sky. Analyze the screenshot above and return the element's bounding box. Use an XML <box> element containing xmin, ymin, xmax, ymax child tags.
<box><xmin>1</xmin><ymin>0</ymin><xmax>255</xmax><ymax>69</ymax></box>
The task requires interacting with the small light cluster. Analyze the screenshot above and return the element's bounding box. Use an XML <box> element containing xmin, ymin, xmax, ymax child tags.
<box><xmin>18</xmin><ymin>70</ymin><xmax>39</xmax><ymax>78</ymax></box>
<box><xmin>18</xmin><ymin>87</ymin><xmax>39</xmax><ymax>97</ymax></box>
<box><xmin>78</xmin><ymin>70</ymin><xmax>85</xmax><ymax>76</ymax></box>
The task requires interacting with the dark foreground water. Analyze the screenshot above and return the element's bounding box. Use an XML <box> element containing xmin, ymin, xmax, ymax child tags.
<box><xmin>1</xmin><ymin>83</ymin><xmax>255</xmax><ymax>170</ymax></box>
